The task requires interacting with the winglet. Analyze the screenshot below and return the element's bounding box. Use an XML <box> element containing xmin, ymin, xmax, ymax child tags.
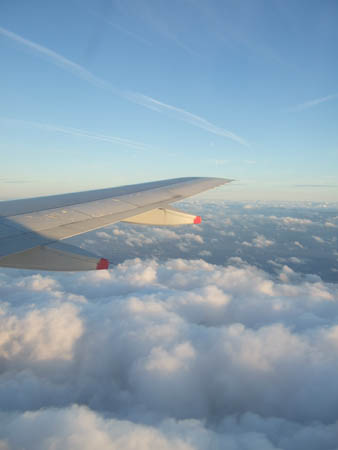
<box><xmin>96</xmin><ymin>258</ymin><xmax>110</xmax><ymax>270</ymax></box>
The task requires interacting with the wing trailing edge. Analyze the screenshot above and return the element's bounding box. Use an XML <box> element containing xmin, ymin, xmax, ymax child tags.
<box><xmin>0</xmin><ymin>241</ymin><xmax>109</xmax><ymax>271</ymax></box>
<box><xmin>122</xmin><ymin>207</ymin><xmax>202</xmax><ymax>226</ymax></box>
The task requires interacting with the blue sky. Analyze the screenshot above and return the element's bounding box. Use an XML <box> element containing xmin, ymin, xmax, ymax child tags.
<box><xmin>1</xmin><ymin>0</ymin><xmax>337</xmax><ymax>201</ymax></box>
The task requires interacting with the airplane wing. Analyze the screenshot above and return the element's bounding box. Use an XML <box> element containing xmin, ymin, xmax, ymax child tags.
<box><xmin>0</xmin><ymin>177</ymin><xmax>232</xmax><ymax>271</ymax></box>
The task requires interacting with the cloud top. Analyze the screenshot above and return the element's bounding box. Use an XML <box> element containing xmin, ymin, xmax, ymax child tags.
<box><xmin>1</xmin><ymin>257</ymin><xmax>338</xmax><ymax>448</ymax></box>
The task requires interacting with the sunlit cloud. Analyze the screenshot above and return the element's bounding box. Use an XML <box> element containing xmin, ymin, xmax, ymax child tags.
<box><xmin>269</xmin><ymin>216</ymin><xmax>313</xmax><ymax>226</ymax></box>
<box><xmin>312</xmin><ymin>235</ymin><xmax>325</xmax><ymax>244</ymax></box>
<box><xmin>241</xmin><ymin>234</ymin><xmax>274</xmax><ymax>248</ymax></box>
<box><xmin>1</xmin><ymin>200</ymin><xmax>338</xmax><ymax>447</ymax></box>
<box><xmin>1</xmin><ymin>257</ymin><xmax>338</xmax><ymax>449</ymax></box>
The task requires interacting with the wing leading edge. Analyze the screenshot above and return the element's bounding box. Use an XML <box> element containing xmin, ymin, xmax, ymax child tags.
<box><xmin>0</xmin><ymin>177</ymin><xmax>232</xmax><ymax>271</ymax></box>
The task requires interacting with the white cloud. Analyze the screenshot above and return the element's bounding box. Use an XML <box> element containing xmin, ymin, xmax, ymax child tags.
<box><xmin>113</xmin><ymin>229</ymin><xmax>126</xmax><ymax>236</ymax></box>
<box><xmin>325</xmin><ymin>222</ymin><xmax>338</xmax><ymax>228</ymax></box>
<box><xmin>242</xmin><ymin>235</ymin><xmax>274</xmax><ymax>248</ymax></box>
<box><xmin>252</xmin><ymin>235</ymin><xmax>274</xmax><ymax>248</ymax></box>
<box><xmin>16</xmin><ymin>274</ymin><xmax>59</xmax><ymax>291</ymax></box>
<box><xmin>224</xmin><ymin>231</ymin><xmax>235</xmax><ymax>236</ymax></box>
<box><xmin>1</xmin><ymin>258</ymin><xmax>338</xmax><ymax>448</ymax></box>
<box><xmin>96</xmin><ymin>231</ymin><xmax>112</xmax><ymax>240</ymax></box>
<box><xmin>3</xmin><ymin>405</ymin><xmax>338</xmax><ymax>450</ymax></box>
<box><xmin>0</xmin><ymin>303</ymin><xmax>82</xmax><ymax>361</ymax></box>
<box><xmin>267</xmin><ymin>259</ymin><xmax>282</xmax><ymax>268</ymax></box>
<box><xmin>153</xmin><ymin>228</ymin><xmax>180</xmax><ymax>240</ymax></box>
<box><xmin>182</xmin><ymin>233</ymin><xmax>204</xmax><ymax>244</ymax></box>
<box><xmin>125</xmin><ymin>233</ymin><xmax>155</xmax><ymax>247</ymax></box>
<box><xmin>228</xmin><ymin>256</ymin><xmax>246</xmax><ymax>265</ymax></box>
<box><xmin>145</xmin><ymin>341</ymin><xmax>196</xmax><ymax>374</ymax></box>
<box><xmin>312</xmin><ymin>235</ymin><xmax>325</xmax><ymax>244</ymax></box>
<box><xmin>92</xmin><ymin>225</ymin><xmax>204</xmax><ymax>254</ymax></box>
<box><xmin>199</xmin><ymin>250</ymin><xmax>211</xmax><ymax>257</ymax></box>
<box><xmin>0</xmin><ymin>405</ymin><xmax>196</xmax><ymax>450</ymax></box>
<box><xmin>289</xmin><ymin>257</ymin><xmax>303</xmax><ymax>264</ymax></box>
<box><xmin>269</xmin><ymin>216</ymin><xmax>313</xmax><ymax>226</ymax></box>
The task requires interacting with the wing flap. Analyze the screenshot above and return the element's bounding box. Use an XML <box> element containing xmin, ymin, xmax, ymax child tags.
<box><xmin>122</xmin><ymin>207</ymin><xmax>201</xmax><ymax>226</ymax></box>
<box><xmin>0</xmin><ymin>241</ymin><xmax>109</xmax><ymax>271</ymax></box>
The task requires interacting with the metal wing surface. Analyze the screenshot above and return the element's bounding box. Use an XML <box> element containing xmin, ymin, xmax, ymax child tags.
<box><xmin>0</xmin><ymin>177</ymin><xmax>232</xmax><ymax>271</ymax></box>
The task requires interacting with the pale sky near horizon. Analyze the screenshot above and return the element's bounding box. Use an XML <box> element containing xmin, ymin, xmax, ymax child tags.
<box><xmin>1</xmin><ymin>0</ymin><xmax>338</xmax><ymax>201</ymax></box>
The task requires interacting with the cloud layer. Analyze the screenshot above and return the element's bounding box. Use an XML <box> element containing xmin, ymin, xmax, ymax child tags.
<box><xmin>77</xmin><ymin>200</ymin><xmax>338</xmax><ymax>282</ymax></box>
<box><xmin>1</xmin><ymin>256</ymin><xmax>338</xmax><ymax>449</ymax></box>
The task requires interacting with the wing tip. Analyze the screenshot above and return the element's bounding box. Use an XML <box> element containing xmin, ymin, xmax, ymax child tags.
<box><xmin>194</xmin><ymin>216</ymin><xmax>202</xmax><ymax>224</ymax></box>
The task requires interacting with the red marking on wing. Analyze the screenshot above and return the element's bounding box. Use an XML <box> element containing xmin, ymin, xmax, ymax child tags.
<box><xmin>96</xmin><ymin>258</ymin><xmax>109</xmax><ymax>270</ymax></box>
<box><xmin>194</xmin><ymin>216</ymin><xmax>202</xmax><ymax>224</ymax></box>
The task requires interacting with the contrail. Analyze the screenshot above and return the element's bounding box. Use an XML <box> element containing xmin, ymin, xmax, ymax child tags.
<box><xmin>1</xmin><ymin>117</ymin><xmax>151</xmax><ymax>152</ymax></box>
<box><xmin>0</xmin><ymin>25</ymin><xmax>248</xmax><ymax>146</ymax></box>
<box><xmin>291</xmin><ymin>94</ymin><xmax>338</xmax><ymax>111</ymax></box>
<box><xmin>0</xmin><ymin>26</ymin><xmax>116</xmax><ymax>93</ymax></box>
<box><xmin>125</xmin><ymin>92</ymin><xmax>250</xmax><ymax>146</ymax></box>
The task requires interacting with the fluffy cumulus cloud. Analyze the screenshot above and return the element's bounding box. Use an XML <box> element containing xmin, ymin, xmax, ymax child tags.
<box><xmin>97</xmin><ymin>226</ymin><xmax>203</xmax><ymax>249</ymax></box>
<box><xmin>1</xmin><ymin>256</ymin><xmax>338</xmax><ymax>449</ymax></box>
<box><xmin>312</xmin><ymin>235</ymin><xmax>325</xmax><ymax>244</ymax></box>
<box><xmin>269</xmin><ymin>216</ymin><xmax>314</xmax><ymax>227</ymax></box>
<box><xmin>242</xmin><ymin>234</ymin><xmax>274</xmax><ymax>248</ymax></box>
<box><xmin>325</xmin><ymin>221</ymin><xmax>338</xmax><ymax>228</ymax></box>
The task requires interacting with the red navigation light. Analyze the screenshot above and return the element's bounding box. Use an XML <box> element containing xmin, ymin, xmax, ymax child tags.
<box><xmin>96</xmin><ymin>258</ymin><xmax>109</xmax><ymax>270</ymax></box>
